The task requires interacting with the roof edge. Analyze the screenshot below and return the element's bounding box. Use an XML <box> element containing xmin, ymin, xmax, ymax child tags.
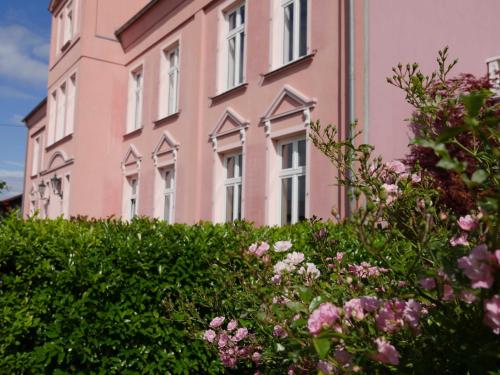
<box><xmin>115</xmin><ymin>0</ymin><xmax>161</xmax><ymax>40</ymax></box>
<box><xmin>22</xmin><ymin>97</ymin><xmax>48</xmax><ymax>126</ymax></box>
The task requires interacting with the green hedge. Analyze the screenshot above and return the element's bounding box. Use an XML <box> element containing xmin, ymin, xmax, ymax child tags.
<box><xmin>0</xmin><ymin>215</ymin><xmax>358</xmax><ymax>374</ymax></box>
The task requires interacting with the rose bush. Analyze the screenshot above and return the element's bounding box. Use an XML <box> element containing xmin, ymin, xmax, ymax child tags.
<box><xmin>201</xmin><ymin>50</ymin><xmax>499</xmax><ymax>374</ymax></box>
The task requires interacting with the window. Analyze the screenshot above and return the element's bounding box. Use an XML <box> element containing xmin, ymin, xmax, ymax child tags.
<box><xmin>226</xmin><ymin>4</ymin><xmax>245</xmax><ymax>89</ymax></box>
<box><xmin>279</xmin><ymin>138</ymin><xmax>306</xmax><ymax>225</ymax></box>
<box><xmin>56</xmin><ymin>0</ymin><xmax>77</xmax><ymax>52</ymax></box>
<box><xmin>128</xmin><ymin>67</ymin><xmax>144</xmax><ymax>132</ymax></box>
<box><xmin>224</xmin><ymin>153</ymin><xmax>243</xmax><ymax>222</ymax></box>
<box><xmin>128</xmin><ymin>177</ymin><xmax>138</xmax><ymax>219</ymax></box>
<box><xmin>31</xmin><ymin>136</ymin><xmax>42</xmax><ymax>176</ymax></box>
<box><xmin>49</xmin><ymin>73</ymin><xmax>76</xmax><ymax>145</ymax></box>
<box><xmin>161</xmin><ymin>168</ymin><xmax>175</xmax><ymax>223</ymax></box>
<box><xmin>271</xmin><ymin>0</ymin><xmax>308</xmax><ymax>68</ymax></box>
<box><xmin>487</xmin><ymin>57</ymin><xmax>500</xmax><ymax>97</ymax></box>
<box><xmin>159</xmin><ymin>46</ymin><xmax>180</xmax><ymax>118</ymax></box>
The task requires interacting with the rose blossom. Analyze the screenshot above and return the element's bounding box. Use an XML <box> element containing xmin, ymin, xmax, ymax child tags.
<box><xmin>419</xmin><ymin>277</ymin><xmax>436</xmax><ymax>290</ymax></box>
<box><xmin>450</xmin><ymin>233</ymin><xmax>469</xmax><ymax>247</ymax></box>
<box><xmin>457</xmin><ymin>244</ymin><xmax>495</xmax><ymax>289</ymax></box>
<box><xmin>274</xmin><ymin>261</ymin><xmax>295</xmax><ymax>275</ymax></box>
<box><xmin>285</xmin><ymin>251</ymin><xmax>305</xmax><ymax>266</ymax></box>
<box><xmin>344</xmin><ymin>298</ymin><xmax>365</xmax><ymax>320</ymax></box>
<box><xmin>271</xmin><ymin>274</ymin><xmax>281</xmax><ymax>284</ymax></box>
<box><xmin>227</xmin><ymin>319</ymin><xmax>238</xmax><ymax>332</ymax></box>
<box><xmin>273</xmin><ymin>324</ymin><xmax>288</xmax><ymax>338</ymax></box>
<box><xmin>336</xmin><ymin>252</ymin><xmax>345</xmax><ymax>262</ymax></box>
<box><xmin>411</xmin><ymin>173</ymin><xmax>421</xmax><ymax>183</ymax></box>
<box><xmin>203</xmin><ymin>329</ymin><xmax>216</xmax><ymax>343</ymax></box>
<box><xmin>317</xmin><ymin>360</ymin><xmax>335</xmax><ymax>375</ymax></box>
<box><xmin>483</xmin><ymin>295</ymin><xmax>500</xmax><ymax>335</ymax></box>
<box><xmin>274</xmin><ymin>240</ymin><xmax>293</xmax><ymax>252</ymax></box>
<box><xmin>232</xmin><ymin>327</ymin><xmax>248</xmax><ymax>342</ymax></box>
<box><xmin>210</xmin><ymin>316</ymin><xmax>225</xmax><ymax>329</ymax></box>
<box><xmin>372</xmin><ymin>337</ymin><xmax>400</xmax><ymax>365</ymax></box>
<box><xmin>386</xmin><ymin>160</ymin><xmax>407</xmax><ymax>174</ymax></box>
<box><xmin>457</xmin><ymin>215</ymin><xmax>478</xmax><ymax>232</ymax></box>
<box><xmin>218</xmin><ymin>331</ymin><xmax>229</xmax><ymax>348</ymax></box>
<box><xmin>360</xmin><ymin>296</ymin><xmax>380</xmax><ymax>312</ymax></box>
<box><xmin>255</xmin><ymin>242</ymin><xmax>270</xmax><ymax>257</ymax></box>
<box><xmin>442</xmin><ymin>284</ymin><xmax>454</xmax><ymax>301</ymax></box>
<box><xmin>459</xmin><ymin>290</ymin><xmax>478</xmax><ymax>304</ymax></box>
<box><xmin>308</xmin><ymin>303</ymin><xmax>341</xmax><ymax>335</ymax></box>
<box><xmin>252</xmin><ymin>352</ymin><xmax>262</xmax><ymax>364</ymax></box>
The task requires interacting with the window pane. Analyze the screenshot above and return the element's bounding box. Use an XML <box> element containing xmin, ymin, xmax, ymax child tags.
<box><xmin>228</xmin><ymin>37</ymin><xmax>236</xmax><ymax>87</ymax></box>
<box><xmin>238</xmin><ymin>32</ymin><xmax>245</xmax><ymax>84</ymax></box>
<box><xmin>226</xmin><ymin>156</ymin><xmax>235</xmax><ymax>178</ymax></box>
<box><xmin>299</xmin><ymin>0</ymin><xmax>308</xmax><ymax>56</ymax></box>
<box><xmin>237</xmin><ymin>183</ymin><xmax>242</xmax><ymax>220</ymax></box>
<box><xmin>282</xmin><ymin>143</ymin><xmax>293</xmax><ymax>169</ymax></box>
<box><xmin>130</xmin><ymin>198</ymin><xmax>136</xmax><ymax>218</ymax></box>
<box><xmin>298</xmin><ymin>139</ymin><xmax>306</xmax><ymax>167</ymax></box>
<box><xmin>239</xmin><ymin>6</ymin><xmax>245</xmax><ymax>25</ymax></box>
<box><xmin>298</xmin><ymin>175</ymin><xmax>306</xmax><ymax>222</ymax></box>
<box><xmin>281</xmin><ymin>177</ymin><xmax>292</xmax><ymax>225</ymax></box>
<box><xmin>228</xmin><ymin>11</ymin><xmax>237</xmax><ymax>30</ymax></box>
<box><xmin>168</xmin><ymin>72</ymin><xmax>175</xmax><ymax>114</ymax></box>
<box><xmin>237</xmin><ymin>154</ymin><xmax>243</xmax><ymax>178</ymax></box>
<box><xmin>226</xmin><ymin>186</ymin><xmax>234</xmax><ymax>222</ymax></box>
<box><xmin>131</xmin><ymin>179</ymin><xmax>137</xmax><ymax>195</ymax></box>
<box><xmin>283</xmin><ymin>3</ymin><xmax>294</xmax><ymax>63</ymax></box>
<box><xmin>164</xmin><ymin>194</ymin><xmax>171</xmax><ymax>223</ymax></box>
<box><xmin>164</xmin><ymin>170</ymin><xmax>172</xmax><ymax>189</ymax></box>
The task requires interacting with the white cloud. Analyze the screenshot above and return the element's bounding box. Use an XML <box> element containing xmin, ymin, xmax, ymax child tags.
<box><xmin>0</xmin><ymin>161</ymin><xmax>24</xmax><ymax>168</ymax></box>
<box><xmin>0</xmin><ymin>169</ymin><xmax>24</xmax><ymax>178</ymax></box>
<box><xmin>0</xmin><ymin>85</ymin><xmax>36</xmax><ymax>100</ymax></box>
<box><xmin>0</xmin><ymin>25</ymin><xmax>49</xmax><ymax>84</ymax></box>
<box><xmin>32</xmin><ymin>43</ymin><xmax>50</xmax><ymax>60</ymax></box>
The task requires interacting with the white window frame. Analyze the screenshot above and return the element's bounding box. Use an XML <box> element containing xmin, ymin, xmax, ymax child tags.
<box><xmin>217</xmin><ymin>1</ymin><xmax>247</xmax><ymax>93</ymax></box>
<box><xmin>487</xmin><ymin>56</ymin><xmax>500</xmax><ymax>97</ymax></box>
<box><xmin>159</xmin><ymin>44</ymin><xmax>180</xmax><ymax>118</ymax></box>
<box><xmin>225</xmin><ymin>3</ymin><xmax>246</xmax><ymax>89</ymax></box>
<box><xmin>127</xmin><ymin>65</ymin><xmax>144</xmax><ymax>132</ymax></box>
<box><xmin>271</xmin><ymin>0</ymin><xmax>309</xmax><ymax>69</ymax></box>
<box><xmin>223</xmin><ymin>153</ymin><xmax>243</xmax><ymax>222</ymax></box>
<box><xmin>278</xmin><ymin>137</ymin><xmax>306</xmax><ymax>225</ymax></box>
<box><xmin>31</xmin><ymin>136</ymin><xmax>41</xmax><ymax>176</ymax></box>
<box><xmin>159</xmin><ymin>167</ymin><xmax>176</xmax><ymax>223</ymax></box>
<box><xmin>128</xmin><ymin>176</ymin><xmax>139</xmax><ymax>219</ymax></box>
<box><xmin>48</xmin><ymin>71</ymin><xmax>77</xmax><ymax>145</ymax></box>
<box><xmin>56</xmin><ymin>0</ymin><xmax>78</xmax><ymax>53</ymax></box>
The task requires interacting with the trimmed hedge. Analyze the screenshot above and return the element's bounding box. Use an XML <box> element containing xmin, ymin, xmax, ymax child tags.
<box><xmin>0</xmin><ymin>215</ymin><xmax>358</xmax><ymax>374</ymax></box>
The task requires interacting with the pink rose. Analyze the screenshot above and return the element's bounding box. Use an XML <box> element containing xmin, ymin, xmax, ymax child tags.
<box><xmin>255</xmin><ymin>242</ymin><xmax>270</xmax><ymax>257</ymax></box>
<box><xmin>218</xmin><ymin>331</ymin><xmax>229</xmax><ymax>348</ymax></box>
<box><xmin>372</xmin><ymin>337</ymin><xmax>400</xmax><ymax>365</ymax></box>
<box><xmin>344</xmin><ymin>298</ymin><xmax>365</xmax><ymax>320</ymax></box>
<box><xmin>419</xmin><ymin>277</ymin><xmax>436</xmax><ymax>290</ymax></box>
<box><xmin>232</xmin><ymin>327</ymin><xmax>248</xmax><ymax>342</ymax></box>
<box><xmin>274</xmin><ymin>240</ymin><xmax>292</xmax><ymax>252</ymax></box>
<box><xmin>203</xmin><ymin>329</ymin><xmax>216</xmax><ymax>343</ymax></box>
<box><xmin>442</xmin><ymin>284</ymin><xmax>454</xmax><ymax>301</ymax></box>
<box><xmin>210</xmin><ymin>316</ymin><xmax>225</xmax><ymax>329</ymax></box>
<box><xmin>457</xmin><ymin>245</ymin><xmax>495</xmax><ymax>289</ymax></box>
<box><xmin>317</xmin><ymin>360</ymin><xmax>335</xmax><ymax>374</ymax></box>
<box><xmin>252</xmin><ymin>352</ymin><xmax>262</xmax><ymax>364</ymax></box>
<box><xmin>459</xmin><ymin>290</ymin><xmax>477</xmax><ymax>304</ymax></box>
<box><xmin>308</xmin><ymin>303</ymin><xmax>341</xmax><ymax>335</ymax></box>
<box><xmin>457</xmin><ymin>215</ymin><xmax>478</xmax><ymax>232</ymax></box>
<box><xmin>483</xmin><ymin>295</ymin><xmax>500</xmax><ymax>335</ymax></box>
<box><xmin>227</xmin><ymin>319</ymin><xmax>238</xmax><ymax>332</ymax></box>
<box><xmin>273</xmin><ymin>324</ymin><xmax>288</xmax><ymax>338</ymax></box>
<box><xmin>386</xmin><ymin>160</ymin><xmax>407</xmax><ymax>174</ymax></box>
<box><xmin>450</xmin><ymin>233</ymin><xmax>469</xmax><ymax>247</ymax></box>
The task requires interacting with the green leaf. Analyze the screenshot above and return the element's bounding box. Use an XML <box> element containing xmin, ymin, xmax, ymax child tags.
<box><xmin>298</xmin><ymin>287</ymin><xmax>313</xmax><ymax>304</ymax></box>
<box><xmin>313</xmin><ymin>337</ymin><xmax>331</xmax><ymax>359</ymax></box>
<box><xmin>471</xmin><ymin>169</ymin><xmax>488</xmax><ymax>184</ymax></box>
<box><xmin>309</xmin><ymin>296</ymin><xmax>323</xmax><ymax>312</ymax></box>
<box><xmin>461</xmin><ymin>91</ymin><xmax>486</xmax><ymax>118</ymax></box>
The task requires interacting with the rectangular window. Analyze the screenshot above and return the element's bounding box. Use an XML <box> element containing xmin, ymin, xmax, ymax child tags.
<box><xmin>279</xmin><ymin>138</ymin><xmax>306</xmax><ymax>225</ymax></box>
<box><xmin>55</xmin><ymin>82</ymin><xmax>66</xmax><ymax>141</ymax></box>
<box><xmin>129</xmin><ymin>177</ymin><xmax>138</xmax><ymax>219</ymax></box>
<box><xmin>281</xmin><ymin>0</ymin><xmax>308</xmax><ymax>64</ymax></box>
<box><xmin>48</xmin><ymin>73</ymin><xmax>76</xmax><ymax>145</ymax></box>
<box><xmin>487</xmin><ymin>57</ymin><xmax>500</xmax><ymax>97</ymax></box>
<box><xmin>226</xmin><ymin>4</ymin><xmax>245</xmax><ymax>89</ymax></box>
<box><xmin>162</xmin><ymin>168</ymin><xmax>175</xmax><ymax>223</ymax></box>
<box><xmin>160</xmin><ymin>46</ymin><xmax>180</xmax><ymax>117</ymax></box>
<box><xmin>31</xmin><ymin>136</ymin><xmax>41</xmax><ymax>176</ymax></box>
<box><xmin>224</xmin><ymin>153</ymin><xmax>243</xmax><ymax>222</ymax></box>
<box><xmin>128</xmin><ymin>67</ymin><xmax>144</xmax><ymax>132</ymax></box>
<box><xmin>66</xmin><ymin>74</ymin><xmax>76</xmax><ymax>135</ymax></box>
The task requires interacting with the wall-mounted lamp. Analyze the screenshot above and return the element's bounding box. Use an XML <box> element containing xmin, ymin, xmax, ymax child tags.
<box><xmin>38</xmin><ymin>181</ymin><xmax>47</xmax><ymax>199</ymax></box>
<box><xmin>50</xmin><ymin>174</ymin><xmax>63</xmax><ymax>198</ymax></box>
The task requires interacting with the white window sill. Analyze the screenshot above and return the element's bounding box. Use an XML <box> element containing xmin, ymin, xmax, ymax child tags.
<box><xmin>124</xmin><ymin>127</ymin><xmax>143</xmax><ymax>137</ymax></box>
<box><xmin>210</xmin><ymin>83</ymin><xmax>248</xmax><ymax>103</ymax></box>
<box><xmin>46</xmin><ymin>133</ymin><xmax>73</xmax><ymax>151</ymax></box>
<box><xmin>262</xmin><ymin>51</ymin><xmax>317</xmax><ymax>80</ymax></box>
<box><xmin>154</xmin><ymin>110</ymin><xmax>180</xmax><ymax>126</ymax></box>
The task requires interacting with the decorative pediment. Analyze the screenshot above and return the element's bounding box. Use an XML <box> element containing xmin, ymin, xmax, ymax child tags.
<box><xmin>42</xmin><ymin>150</ymin><xmax>74</xmax><ymax>175</ymax></box>
<box><xmin>262</xmin><ymin>85</ymin><xmax>316</xmax><ymax>120</ymax></box>
<box><xmin>152</xmin><ymin>131</ymin><xmax>180</xmax><ymax>166</ymax></box>
<box><xmin>210</xmin><ymin>108</ymin><xmax>249</xmax><ymax>151</ymax></box>
<box><xmin>122</xmin><ymin>144</ymin><xmax>142</xmax><ymax>170</ymax></box>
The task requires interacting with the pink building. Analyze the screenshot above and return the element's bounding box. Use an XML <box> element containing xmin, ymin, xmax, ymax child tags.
<box><xmin>22</xmin><ymin>0</ymin><xmax>499</xmax><ymax>225</ymax></box>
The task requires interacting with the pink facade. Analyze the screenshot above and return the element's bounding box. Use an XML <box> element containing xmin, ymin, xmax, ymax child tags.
<box><xmin>22</xmin><ymin>0</ymin><xmax>500</xmax><ymax>225</ymax></box>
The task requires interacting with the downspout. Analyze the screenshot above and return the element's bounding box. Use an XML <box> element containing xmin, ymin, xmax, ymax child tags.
<box><xmin>346</xmin><ymin>0</ymin><xmax>355</xmax><ymax>216</ymax></box>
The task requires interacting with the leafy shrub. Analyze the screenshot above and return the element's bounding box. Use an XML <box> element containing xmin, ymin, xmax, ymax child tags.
<box><xmin>0</xmin><ymin>214</ymin><xmax>357</xmax><ymax>374</ymax></box>
<box><xmin>199</xmin><ymin>50</ymin><xmax>499</xmax><ymax>374</ymax></box>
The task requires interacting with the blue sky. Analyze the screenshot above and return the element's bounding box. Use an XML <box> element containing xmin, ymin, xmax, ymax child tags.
<box><xmin>0</xmin><ymin>1</ymin><xmax>51</xmax><ymax>199</ymax></box>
